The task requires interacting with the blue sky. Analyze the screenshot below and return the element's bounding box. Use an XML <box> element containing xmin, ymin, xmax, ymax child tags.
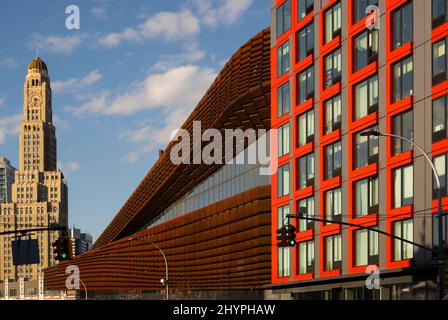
<box><xmin>0</xmin><ymin>0</ymin><xmax>269</xmax><ymax>239</ymax></box>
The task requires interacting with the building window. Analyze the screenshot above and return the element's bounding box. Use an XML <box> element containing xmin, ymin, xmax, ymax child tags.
<box><xmin>394</xmin><ymin>165</ymin><xmax>414</xmax><ymax>209</ymax></box>
<box><xmin>278</xmin><ymin>246</ymin><xmax>291</xmax><ymax>277</ymax></box>
<box><xmin>325</xmin><ymin>2</ymin><xmax>342</xmax><ymax>44</ymax></box>
<box><xmin>433</xmin><ymin>0</ymin><xmax>448</xmax><ymax>29</ymax></box>
<box><xmin>325</xmin><ymin>234</ymin><xmax>342</xmax><ymax>271</ymax></box>
<box><xmin>355</xmin><ymin>227</ymin><xmax>379</xmax><ymax>266</ymax></box>
<box><xmin>434</xmin><ymin>153</ymin><xmax>448</xmax><ymax>199</ymax></box>
<box><xmin>393</xmin><ymin>2</ymin><xmax>413</xmax><ymax>49</ymax></box>
<box><xmin>354</xmin><ymin>75</ymin><xmax>378</xmax><ymax>120</ymax></box>
<box><xmin>354</xmin><ymin>0</ymin><xmax>378</xmax><ymax>23</ymax></box>
<box><xmin>298</xmin><ymin>0</ymin><xmax>314</xmax><ymax>21</ymax></box>
<box><xmin>297</xmin><ymin>109</ymin><xmax>315</xmax><ymax>147</ymax></box>
<box><xmin>354</xmin><ymin>29</ymin><xmax>378</xmax><ymax>72</ymax></box>
<box><xmin>276</xmin><ymin>0</ymin><xmax>291</xmax><ymax>38</ymax></box>
<box><xmin>393</xmin><ymin>219</ymin><xmax>414</xmax><ymax>261</ymax></box>
<box><xmin>277</xmin><ymin>41</ymin><xmax>290</xmax><ymax>77</ymax></box>
<box><xmin>393</xmin><ymin>56</ymin><xmax>413</xmax><ymax>102</ymax></box>
<box><xmin>393</xmin><ymin>110</ymin><xmax>413</xmax><ymax>155</ymax></box>
<box><xmin>298</xmin><ymin>240</ymin><xmax>315</xmax><ymax>274</ymax></box>
<box><xmin>355</xmin><ymin>125</ymin><xmax>379</xmax><ymax>169</ymax></box>
<box><xmin>278</xmin><ymin>205</ymin><xmax>291</xmax><ymax>278</ymax></box>
<box><xmin>433</xmin><ymin>95</ymin><xmax>448</xmax><ymax>143</ymax></box>
<box><xmin>278</xmin><ymin>164</ymin><xmax>290</xmax><ymax>198</ymax></box>
<box><xmin>326</xmin><ymin>141</ymin><xmax>342</xmax><ymax>179</ymax></box>
<box><xmin>325</xmin><ymin>95</ymin><xmax>342</xmax><ymax>134</ymax></box>
<box><xmin>297</xmin><ymin>22</ymin><xmax>314</xmax><ymax>62</ymax></box>
<box><xmin>324</xmin><ymin>48</ymin><xmax>342</xmax><ymax>89</ymax></box>
<box><xmin>355</xmin><ymin>175</ymin><xmax>379</xmax><ymax>217</ymax></box>
<box><xmin>325</xmin><ymin>188</ymin><xmax>342</xmax><ymax>224</ymax></box>
<box><xmin>278</xmin><ymin>123</ymin><xmax>290</xmax><ymax>157</ymax></box>
<box><xmin>277</xmin><ymin>82</ymin><xmax>290</xmax><ymax>117</ymax></box>
<box><xmin>278</xmin><ymin>204</ymin><xmax>290</xmax><ymax>229</ymax></box>
<box><xmin>298</xmin><ymin>196</ymin><xmax>315</xmax><ymax>231</ymax></box>
<box><xmin>433</xmin><ymin>37</ymin><xmax>448</xmax><ymax>85</ymax></box>
<box><xmin>297</xmin><ymin>153</ymin><xmax>314</xmax><ymax>190</ymax></box>
<box><xmin>297</xmin><ymin>65</ymin><xmax>315</xmax><ymax>104</ymax></box>
<box><xmin>433</xmin><ymin>214</ymin><xmax>448</xmax><ymax>249</ymax></box>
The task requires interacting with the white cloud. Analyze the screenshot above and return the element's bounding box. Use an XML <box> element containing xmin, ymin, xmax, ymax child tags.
<box><xmin>0</xmin><ymin>58</ymin><xmax>18</xmax><ymax>69</ymax></box>
<box><xmin>119</xmin><ymin>108</ymin><xmax>191</xmax><ymax>163</ymax></box>
<box><xmin>0</xmin><ymin>114</ymin><xmax>21</xmax><ymax>145</ymax></box>
<box><xmin>52</xmin><ymin>70</ymin><xmax>103</xmax><ymax>93</ymax></box>
<box><xmin>193</xmin><ymin>0</ymin><xmax>254</xmax><ymax>27</ymax></box>
<box><xmin>53</xmin><ymin>115</ymin><xmax>69</xmax><ymax>130</ymax></box>
<box><xmin>91</xmin><ymin>7</ymin><xmax>107</xmax><ymax>18</ymax></box>
<box><xmin>66</xmin><ymin>65</ymin><xmax>216</xmax><ymax>117</ymax></box>
<box><xmin>98</xmin><ymin>10</ymin><xmax>200</xmax><ymax>47</ymax></box>
<box><xmin>58</xmin><ymin>161</ymin><xmax>81</xmax><ymax>177</ymax></box>
<box><xmin>151</xmin><ymin>43</ymin><xmax>205</xmax><ymax>71</ymax></box>
<box><xmin>0</xmin><ymin>97</ymin><xmax>5</xmax><ymax>107</ymax></box>
<box><xmin>31</xmin><ymin>33</ymin><xmax>85</xmax><ymax>54</ymax></box>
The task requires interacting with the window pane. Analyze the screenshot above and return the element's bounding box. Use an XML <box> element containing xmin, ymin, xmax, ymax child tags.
<box><xmin>325</xmin><ymin>9</ymin><xmax>333</xmax><ymax>43</ymax></box>
<box><xmin>369</xmin><ymin>228</ymin><xmax>379</xmax><ymax>256</ymax></box>
<box><xmin>325</xmin><ymin>99</ymin><xmax>333</xmax><ymax>134</ymax></box>
<box><xmin>393</xmin><ymin>8</ymin><xmax>402</xmax><ymax>48</ymax></box>
<box><xmin>299</xmin><ymin>242</ymin><xmax>307</xmax><ymax>274</ymax></box>
<box><xmin>356</xmin><ymin>229</ymin><xmax>368</xmax><ymax>266</ymax></box>
<box><xmin>403</xmin><ymin>219</ymin><xmax>414</xmax><ymax>259</ymax></box>
<box><xmin>394</xmin><ymin>167</ymin><xmax>403</xmax><ymax>208</ymax></box>
<box><xmin>334</xmin><ymin>188</ymin><xmax>342</xmax><ymax>215</ymax></box>
<box><xmin>433</xmin><ymin>40</ymin><xmax>446</xmax><ymax>83</ymax></box>
<box><xmin>355</xmin><ymin>32</ymin><xmax>368</xmax><ymax>71</ymax></box>
<box><xmin>326</xmin><ymin>190</ymin><xmax>333</xmax><ymax>220</ymax></box>
<box><xmin>433</xmin><ymin>97</ymin><xmax>446</xmax><ymax>133</ymax></box>
<box><xmin>403</xmin><ymin>165</ymin><xmax>414</xmax><ymax>205</ymax></box>
<box><xmin>334</xmin><ymin>3</ymin><xmax>341</xmax><ymax>32</ymax></box>
<box><xmin>369</xmin><ymin>75</ymin><xmax>379</xmax><ymax>107</ymax></box>
<box><xmin>370</xmin><ymin>176</ymin><xmax>379</xmax><ymax>208</ymax></box>
<box><xmin>335</xmin><ymin>235</ymin><xmax>342</xmax><ymax>261</ymax></box>
<box><xmin>355</xmin><ymin>80</ymin><xmax>368</xmax><ymax>119</ymax></box>
<box><xmin>402</xmin><ymin>3</ymin><xmax>413</xmax><ymax>45</ymax></box>
<box><xmin>326</xmin><ymin>236</ymin><xmax>333</xmax><ymax>270</ymax></box>
<box><xmin>356</xmin><ymin>179</ymin><xmax>368</xmax><ymax>216</ymax></box>
<box><xmin>402</xmin><ymin>57</ymin><xmax>414</xmax><ymax>98</ymax></box>
<box><xmin>402</xmin><ymin>110</ymin><xmax>413</xmax><ymax>152</ymax></box>
<box><xmin>356</xmin><ymin>133</ymin><xmax>368</xmax><ymax>168</ymax></box>
<box><xmin>394</xmin><ymin>221</ymin><xmax>402</xmax><ymax>261</ymax></box>
<box><xmin>434</xmin><ymin>154</ymin><xmax>447</xmax><ymax>195</ymax></box>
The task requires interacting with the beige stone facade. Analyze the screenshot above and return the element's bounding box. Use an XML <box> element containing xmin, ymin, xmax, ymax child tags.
<box><xmin>0</xmin><ymin>58</ymin><xmax>68</xmax><ymax>282</ymax></box>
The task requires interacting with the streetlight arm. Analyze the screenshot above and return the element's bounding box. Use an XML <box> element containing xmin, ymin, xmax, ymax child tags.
<box><xmin>129</xmin><ymin>237</ymin><xmax>169</xmax><ymax>300</ymax></box>
<box><xmin>381</xmin><ymin>133</ymin><xmax>441</xmax><ymax>190</ymax></box>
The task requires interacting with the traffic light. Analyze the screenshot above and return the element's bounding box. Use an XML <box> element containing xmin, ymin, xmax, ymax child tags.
<box><xmin>276</xmin><ymin>226</ymin><xmax>287</xmax><ymax>247</ymax></box>
<box><xmin>52</xmin><ymin>238</ymin><xmax>63</xmax><ymax>261</ymax></box>
<box><xmin>284</xmin><ymin>224</ymin><xmax>296</xmax><ymax>247</ymax></box>
<box><xmin>52</xmin><ymin>237</ymin><xmax>72</xmax><ymax>261</ymax></box>
<box><xmin>276</xmin><ymin>225</ymin><xmax>297</xmax><ymax>247</ymax></box>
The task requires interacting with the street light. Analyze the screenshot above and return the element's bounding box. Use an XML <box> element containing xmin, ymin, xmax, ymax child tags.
<box><xmin>128</xmin><ymin>236</ymin><xmax>169</xmax><ymax>300</ymax></box>
<box><xmin>361</xmin><ymin>129</ymin><xmax>445</xmax><ymax>300</ymax></box>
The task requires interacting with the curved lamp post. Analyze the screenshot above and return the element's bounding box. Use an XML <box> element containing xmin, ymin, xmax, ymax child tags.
<box><xmin>361</xmin><ymin>129</ymin><xmax>445</xmax><ymax>300</ymax></box>
<box><xmin>128</xmin><ymin>236</ymin><xmax>169</xmax><ymax>300</ymax></box>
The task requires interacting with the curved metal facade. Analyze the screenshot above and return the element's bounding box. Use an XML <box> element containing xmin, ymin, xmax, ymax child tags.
<box><xmin>44</xmin><ymin>28</ymin><xmax>272</xmax><ymax>293</ymax></box>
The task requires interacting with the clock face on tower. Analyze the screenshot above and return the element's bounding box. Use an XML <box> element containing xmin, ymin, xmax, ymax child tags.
<box><xmin>28</xmin><ymin>91</ymin><xmax>43</xmax><ymax>108</ymax></box>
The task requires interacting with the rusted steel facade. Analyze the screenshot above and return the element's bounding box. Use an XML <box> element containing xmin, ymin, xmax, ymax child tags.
<box><xmin>44</xmin><ymin>28</ymin><xmax>272</xmax><ymax>293</ymax></box>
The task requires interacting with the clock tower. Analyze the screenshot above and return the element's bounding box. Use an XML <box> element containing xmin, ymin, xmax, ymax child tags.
<box><xmin>0</xmin><ymin>57</ymin><xmax>68</xmax><ymax>283</ymax></box>
<box><xmin>20</xmin><ymin>56</ymin><xmax>56</xmax><ymax>172</ymax></box>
